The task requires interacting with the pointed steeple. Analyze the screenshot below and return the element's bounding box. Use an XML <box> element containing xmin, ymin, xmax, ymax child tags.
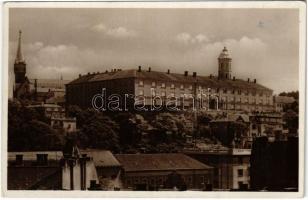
<box><xmin>15</xmin><ymin>30</ymin><xmax>25</xmax><ymax>64</ymax></box>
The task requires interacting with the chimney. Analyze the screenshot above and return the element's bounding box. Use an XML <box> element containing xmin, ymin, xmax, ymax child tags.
<box><xmin>138</xmin><ymin>66</ymin><xmax>141</xmax><ymax>72</ymax></box>
<box><xmin>79</xmin><ymin>74</ymin><xmax>81</xmax><ymax>78</ymax></box>
<box><xmin>247</xmin><ymin>78</ymin><xmax>250</xmax><ymax>82</ymax></box>
<box><xmin>87</xmin><ymin>72</ymin><xmax>90</xmax><ymax>75</ymax></box>
<box><xmin>105</xmin><ymin>70</ymin><xmax>108</xmax><ymax>73</ymax></box>
<box><xmin>184</xmin><ymin>71</ymin><xmax>188</xmax><ymax>76</ymax></box>
<box><xmin>233</xmin><ymin>76</ymin><xmax>235</xmax><ymax>81</ymax></box>
<box><xmin>193</xmin><ymin>72</ymin><xmax>197</xmax><ymax>78</ymax></box>
<box><xmin>254</xmin><ymin>79</ymin><xmax>257</xmax><ymax>83</ymax></box>
<box><xmin>167</xmin><ymin>69</ymin><xmax>170</xmax><ymax>74</ymax></box>
<box><xmin>210</xmin><ymin>74</ymin><xmax>213</xmax><ymax>79</ymax></box>
<box><xmin>148</xmin><ymin>67</ymin><xmax>151</xmax><ymax>72</ymax></box>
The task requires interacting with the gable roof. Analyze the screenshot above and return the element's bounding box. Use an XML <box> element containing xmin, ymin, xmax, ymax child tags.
<box><xmin>81</xmin><ymin>150</ymin><xmax>121</xmax><ymax>167</ymax></box>
<box><xmin>67</xmin><ymin>69</ymin><xmax>272</xmax><ymax>92</ymax></box>
<box><xmin>115</xmin><ymin>153</ymin><xmax>212</xmax><ymax>172</ymax></box>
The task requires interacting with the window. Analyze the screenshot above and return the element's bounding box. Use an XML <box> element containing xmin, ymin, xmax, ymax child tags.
<box><xmin>217</xmin><ymin>88</ymin><xmax>220</xmax><ymax>93</ymax></box>
<box><xmin>171</xmin><ymin>93</ymin><xmax>175</xmax><ymax>97</ymax></box>
<box><xmin>162</xmin><ymin>91</ymin><xmax>166</xmax><ymax>97</ymax></box>
<box><xmin>252</xmin><ymin>124</ymin><xmax>257</xmax><ymax>130</ymax></box>
<box><xmin>36</xmin><ymin>154</ymin><xmax>48</xmax><ymax>166</ymax></box>
<box><xmin>16</xmin><ymin>155</ymin><xmax>23</xmax><ymax>165</ymax></box>
<box><xmin>232</xmin><ymin>89</ymin><xmax>235</xmax><ymax>94</ymax></box>
<box><xmin>238</xmin><ymin>90</ymin><xmax>242</xmax><ymax>95</ymax></box>
<box><xmin>223</xmin><ymin>89</ymin><xmax>227</xmax><ymax>93</ymax></box>
<box><xmin>151</xmin><ymin>82</ymin><xmax>156</xmax><ymax>87</ymax></box>
<box><xmin>238</xmin><ymin>169</ymin><xmax>243</xmax><ymax>177</ymax></box>
<box><xmin>199</xmin><ymin>86</ymin><xmax>202</xmax><ymax>90</ymax></box>
<box><xmin>139</xmin><ymin>80</ymin><xmax>144</xmax><ymax>86</ymax></box>
<box><xmin>189</xmin><ymin>85</ymin><xmax>193</xmax><ymax>90</ymax></box>
<box><xmin>161</xmin><ymin>83</ymin><xmax>166</xmax><ymax>88</ymax></box>
<box><xmin>152</xmin><ymin>90</ymin><xmax>156</xmax><ymax>96</ymax></box>
<box><xmin>180</xmin><ymin>85</ymin><xmax>184</xmax><ymax>90</ymax></box>
<box><xmin>200</xmin><ymin>176</ymin><xmax>204</xmax><ymax>183</ymax></box>
<box><xmin>171</xmin><ymin>84</ymin><xmax>175</xmax><ymax>89</ymax></box>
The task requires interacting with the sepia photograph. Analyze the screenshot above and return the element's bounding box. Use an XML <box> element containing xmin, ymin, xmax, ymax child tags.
<box><xmin>1</xmin><ymin>1</ymin><xmax>306</xmax><ymax>198</ymax></box>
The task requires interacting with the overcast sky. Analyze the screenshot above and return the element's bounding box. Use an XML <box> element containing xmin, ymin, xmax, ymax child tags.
<box><xmin>9</xmin><ymin>8</ymin><xmax>299</xmax><ymax>94</ymax></box>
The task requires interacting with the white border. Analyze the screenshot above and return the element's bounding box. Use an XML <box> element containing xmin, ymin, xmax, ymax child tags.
<box><xmin>1</xmin><ymin>1</ymin><xmax>306</xmax><ymax>198</ymax></box>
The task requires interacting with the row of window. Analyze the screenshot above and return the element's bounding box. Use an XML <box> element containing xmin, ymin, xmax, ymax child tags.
<box><xmin>125</xmin><ymin>175</ymin><xmax>206</xmax><ymax>186</ymax></box>
<box><xmin>138</xmin><ymin>81</ymin><xmax>270</xmax><ymax>97</ymax></box>
<box><xmin>138</xmin><ymin>90</ymin><xmax>271</xmax><ymax>105</ymax></box>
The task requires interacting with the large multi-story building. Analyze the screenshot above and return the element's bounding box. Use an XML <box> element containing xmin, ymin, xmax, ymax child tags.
<box><xmin>66</xmin><ymin>47</ymin><xmax>274</xmax><ymax>112</ymax></box>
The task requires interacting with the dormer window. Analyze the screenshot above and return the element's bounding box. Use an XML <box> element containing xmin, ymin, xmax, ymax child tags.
<box><xmin>151</xmin><ymin>82</ymin><xmax>156</xmax><ymax>88</ymax></box>
<box><xmin>161</xmin><ymin>83</ymin><xmax>166</xmax><ymax>88</ymax></box>
<box><xmin>171</xmin><ymin>84</ymin><xmax>175</xmax><ymax>89</ymax></box>
<box><xmin>139</xmin><ymin>80</ymin><xmax>144</xmax><ymax>86</ymax></box>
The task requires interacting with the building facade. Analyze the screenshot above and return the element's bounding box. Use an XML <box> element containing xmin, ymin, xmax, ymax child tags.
<box><xmin>184</xmin><ymin>148</ymin><xmax>251</xmax><ymax>190</ymax></box>
<box><xmin>66</xmin><ymin>47</ymin><xmax>274</xmax><ymax>112</ymax></box>
<box><xmin>249</xmin><ymin>112</ymin><xmax>285</xmax><ymax>139</ymax></box>
<box><xmin>115</xmin><ymin>153</ymin><xmax>213</xmax><ymax>191</ymax></box>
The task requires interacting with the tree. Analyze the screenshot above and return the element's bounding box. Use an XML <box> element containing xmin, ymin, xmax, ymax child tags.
<box><xmin>8</xmin><ymin>99</ymin><xmax>63</xmax><ymax>151</ymax></box>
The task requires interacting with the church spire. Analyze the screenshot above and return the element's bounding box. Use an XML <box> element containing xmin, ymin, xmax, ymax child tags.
<box><xmin>15</xmin><ymin>30</ymin><xmax>25</xmax><ymax>64</ymax></box>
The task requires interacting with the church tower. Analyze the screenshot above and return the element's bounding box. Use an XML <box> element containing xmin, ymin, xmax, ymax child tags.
<box><xmin>14</xmin><ymin>30</ymin><xmax>26</xmax><ymax>84</ymax></box>
<box><xmin>218</xmin><ymin>46</ymin><xmax>232</xmax><ymax>80</ymax></box>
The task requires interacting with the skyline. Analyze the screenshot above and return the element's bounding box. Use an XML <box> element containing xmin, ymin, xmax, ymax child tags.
<box><xmin>9</xmin><ymin>8</ymin><xmax>299</xmax><ymax>95</ymax></box>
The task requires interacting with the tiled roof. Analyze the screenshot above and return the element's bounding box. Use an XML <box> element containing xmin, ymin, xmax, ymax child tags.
<box><xmin>81</xmin><ymin>150</ymin><xmax>121</xmax><ymax>167</ymax></box>
<box><xmin>115</xmin><ymin>153</ymin><xmax>212</xmax><ymax>172</ymax></box>
<box><xmin>7</xmin><ymin>166</ymin><xmax>61</xmax><ymax>190</ymax></box>
<box><xmin>67</xmin><ymin>69</ymin><xmax>272</xmax><ymax>92</ymax></box>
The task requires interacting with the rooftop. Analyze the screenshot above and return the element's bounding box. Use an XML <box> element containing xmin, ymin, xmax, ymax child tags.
<box><xmin>67</xmin><ymin>68</ymin><xmax>272</xmax><ymax>92</ymax></box>
<box><xmin>8</xmin><ymin>151</ymin><xmax>63</xmax><ymax>161</ymax></box>
<box><xmin>81</xmin><ymin>150</ymin><xmax>121</xmax><ymax>167</ymax></box>
<box><xmin>115</xmin><ymin>153</ymin><xmax>212</xmax><ymax>172</ymax></box>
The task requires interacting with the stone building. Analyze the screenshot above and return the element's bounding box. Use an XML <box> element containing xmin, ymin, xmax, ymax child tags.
<box><xmin>8</xmin><ymin>151</ymin><xmax>63</xmax><ymax>190</ymax></box>
<box><xmin>273</xmin><ymin>95</ymin><xmax>296</xmax><ymax>112</ymax></box>
<box><xmin>12</xmin><ymin>30</ymin><xmax>70</xmax><ymax>104</ymax></box>
<box><xmin>115</xmin><ymin>153</ymin><xmax>213</xmax><ymax>191</ymax></box>
<box><xmin>66</xmin><ymin>47</ymin><xmax>274</xmax><ymax>112</ymax></box>
<box><xmin>27</xmin><ymin>103</ymin><xmax>65</xmax><ymax>118</ymax></box>
<box><xmin>13</xmin><ymin>30</ymin><xmax>31</xmax><ymax>99</ymax></box>
<box><xmin>184</xmin><ymin>148</ymin><xmax>251</xmax><ymax>190</ymax></box>
<box><xmin>249</xmin><ymin>112</ymin><xmax>285</xmax><ymax>139</ymax></box>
